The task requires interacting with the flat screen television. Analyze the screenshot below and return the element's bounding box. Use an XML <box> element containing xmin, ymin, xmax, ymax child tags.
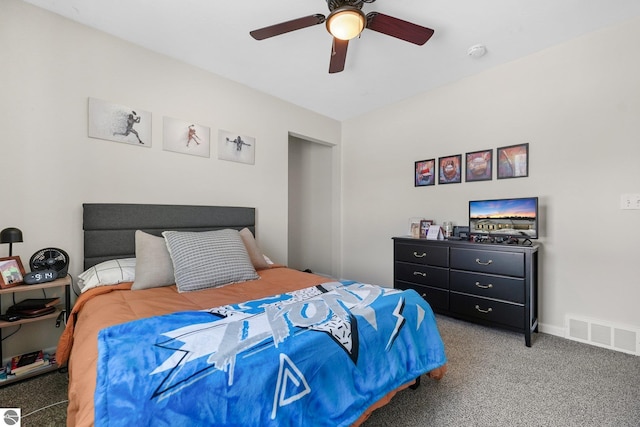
<box><xmin>469</xmin><ymin>197</ymin><xmax>538</xmax><ymax>239</ymax></box>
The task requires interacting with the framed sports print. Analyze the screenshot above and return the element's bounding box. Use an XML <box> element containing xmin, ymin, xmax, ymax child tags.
<box><xmin>218</xmin><ymin>130</ymin><xmax>255</xmax><ymax>165</ymax></box>
<box><xmin>465</xmin><ymin>149</ymin><xmax>493</xmax><ymax>182</ymax></box>
<box><xmin>415</xmin><ymin>159</ymin><xmax>435</xmax><ymax>187</ymax></box>
<box><xmin>497</xmin><ymin>143</ymin><xmax>529</xmax><ymax>179</ymax></box>
<box><xmin>438</xmin><ymin>154</ymin><xmax>462</xmax><ymax>184</ymax></box>
<box><xmin>88</xmin><ymin>97</ymin><xmax>152</xmax><ymax>147</ymax></box>
<box><xmin>163</xmin><ymin>117</ymin><xmax>211</xmax><ymax>158</ymax></box>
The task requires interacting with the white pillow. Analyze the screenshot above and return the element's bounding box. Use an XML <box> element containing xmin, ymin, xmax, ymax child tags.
<box><xmin>132</xmin><ymin>230</ymin><xmax>175</xmax><ymax>290</ymax></box>
<box><xmin>163</xmin><ymin>229</ymin><xmax>259</xmax><ymax>292</ymax></box>
<box><xmin>78</xmin><ymin>258</ymin><xmax>136</xmax><ymax>293</ymax></box>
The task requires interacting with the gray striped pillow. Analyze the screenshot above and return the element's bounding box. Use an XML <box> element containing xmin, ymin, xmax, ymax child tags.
<box><xmin>162</xmin><ymin>229</ymin><xmax>259</xmax><ymax>292</ymax></box>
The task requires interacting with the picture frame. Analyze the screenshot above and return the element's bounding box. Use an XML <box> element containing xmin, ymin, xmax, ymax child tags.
<box><xmin>0</xmin><ymin>256</ymin><xmax>26</xmax><ymax>289</ymax></box>
<box><xmin>409</xmin><ymin>217</ymin><xmax>424</xmax><ymax>238</ymax></box>
<box><xmin>465</xmin><ymin>149</ymin><xmax>493</xmax><ymax>182</ymax></box>
<box><xmin>163</xmin><ymin>117</ymin><xmax>211</xmax><ymax>158</ymax></box>
<box><xmin>88</xmin><ymin>97</ymin><xmax>152</xmax><ymax>147</ymax></box>
<box><xmin>218</xmin><ymin>130</ymin><xmax>256</xmax><ymax>165</ymax></box>
<box><xmin>497</xmin><ymin>143</ymin><xmax>529</xmax><ymax>179</ymax></box>
<box><xmin>414</xmin><ymin>159</ymin><xmax>435</xmax><ymax>187</ymax></box>
<box><xmin>438</xmin><ymin>154</ymin><xmax>462</xmax><ymax>184</ymax></box>
<box><xmin>419</xmin><ymin>220</ymin><xmax>434</xmax><ymax>238</ymax></box>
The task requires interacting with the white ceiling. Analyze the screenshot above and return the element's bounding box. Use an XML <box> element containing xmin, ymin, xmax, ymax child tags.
<box><xmin>22</xmin><ymin>0</ymin><xmax>640</xmax><ymax>121</ymax></box>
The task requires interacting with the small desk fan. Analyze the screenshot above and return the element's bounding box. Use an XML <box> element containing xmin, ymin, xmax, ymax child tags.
<box><xmin>29</xmin><ymin>247</ymin><xmax>69</xmax><ymax>279</ymax></box>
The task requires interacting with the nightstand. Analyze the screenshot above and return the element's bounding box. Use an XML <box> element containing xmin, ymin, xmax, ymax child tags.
<box><xmin>0</xmin><ymin>275</ymin><xmax>71</xmax><ymax>386</ymax></box>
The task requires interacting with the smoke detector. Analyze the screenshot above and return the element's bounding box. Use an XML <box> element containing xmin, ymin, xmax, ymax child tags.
<box><xmin>467</xmin><ymin>44</ymin><xmax>487</xmax><ymax>58</ymax></box>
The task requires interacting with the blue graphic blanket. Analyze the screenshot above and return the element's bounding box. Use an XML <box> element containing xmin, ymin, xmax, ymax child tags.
<box><xmin>94</xmin><ymin>281</ymin><xmax>446</xmax><ymax>427</ymax></box>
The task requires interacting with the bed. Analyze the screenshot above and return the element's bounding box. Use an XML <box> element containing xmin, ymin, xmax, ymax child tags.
<box><xmin>58</xmin><ymin>203</ymin><xmax>447</xmax><ymax>427</ymax></box>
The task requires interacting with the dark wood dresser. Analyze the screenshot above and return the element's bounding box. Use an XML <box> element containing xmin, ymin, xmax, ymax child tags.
<box><xmin>393</xmin><ymin>237</ymin><xmax>539</xmax><ymax>346</ymax></box>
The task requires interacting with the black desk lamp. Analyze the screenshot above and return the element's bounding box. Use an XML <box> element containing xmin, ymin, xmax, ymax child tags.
<box><xmin>1</xmin><ymin>227</ymin><xmax>23</xmax><ymax>256</ymax></box>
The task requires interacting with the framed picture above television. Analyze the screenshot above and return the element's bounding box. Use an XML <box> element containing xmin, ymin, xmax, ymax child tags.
<box><xmin>438</xmin><ymin>154</ymin><xmax>462</xmax><ymax>184</ymax></box>
<box><xmin>465</xmin><ymin>149</ymin><xmax>492</xmax><ymax>182</ymax></box>
<box><xmin>415</xmin><ymin>159</ymin><xmax>435</xmax><ymax>187</ymax></box>
<box><xmin>497</xmin><ymin>143</ymin><xmax>529</xmax><ymax>179</ymax></box>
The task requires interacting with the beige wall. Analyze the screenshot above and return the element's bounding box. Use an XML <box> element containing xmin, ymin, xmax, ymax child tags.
<box><xmin>0</xmin><ymin>0</ymin><xmax>340</xmax><ymax>357</ymax></box>
<box><xmin>341</xmin><ymin>16</ymin><xmax>640</xmax><ymax>335</ymax></box>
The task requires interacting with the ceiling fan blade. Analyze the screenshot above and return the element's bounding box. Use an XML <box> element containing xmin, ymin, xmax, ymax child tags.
<box><xmin>329</xmin><ymin>38</ymin><xmax>349</xmax><ymax>74</ymax></box>
<box><xmin>250</xmin><ymin>14</ymin><xmax>325</xmax><ymax>40</ymax></box>
<box><xmin>366</xmin><ymin>12</ymin><xmax>434</xmax><ymax>45</ymax></box>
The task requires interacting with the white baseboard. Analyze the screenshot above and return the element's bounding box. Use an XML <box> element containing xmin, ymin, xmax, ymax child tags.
<box><xmin>538</xmin><ymin>322</ymin><xmax>565</xmax><ymax>338</ymax></box>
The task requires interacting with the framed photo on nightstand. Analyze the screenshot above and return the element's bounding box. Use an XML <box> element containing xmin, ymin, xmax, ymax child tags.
<box><xmin>0</xmin><ymin>256</ymin><xmax>26</xmax><ymax>288</ymax></box>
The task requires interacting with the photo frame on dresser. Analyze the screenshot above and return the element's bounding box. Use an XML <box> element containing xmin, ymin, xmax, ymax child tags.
<box><xmin>420</xmin><ymin>220</ymin><xmax>434</xmax><ymax>238</ymax></box>
<box><xmin>408</xmin><ymin>217</ymin><xmax>423</xmax><ymax>238</ymax></box>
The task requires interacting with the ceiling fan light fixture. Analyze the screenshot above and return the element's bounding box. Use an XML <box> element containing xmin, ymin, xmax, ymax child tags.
<box><xmin>326</xmin><ymin>6</ymin><xmax>366</xmax><ymax>41</ymax></box>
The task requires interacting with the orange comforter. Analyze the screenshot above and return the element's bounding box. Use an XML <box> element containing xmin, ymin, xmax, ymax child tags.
<box><xmin>59</xmin><ymin>267</ymin><xmax>445</xmax><ymax>426</ymax></box>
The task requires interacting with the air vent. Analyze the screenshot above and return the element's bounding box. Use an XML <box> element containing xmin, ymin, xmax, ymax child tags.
<box><xmin>566</xmin><ymin>315</ymin><xmax>639</xmax><ymax>356</ymax></box>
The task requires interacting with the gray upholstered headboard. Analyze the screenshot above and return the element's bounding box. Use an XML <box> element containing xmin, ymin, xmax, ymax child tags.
<box><xmin>83</xmin><ymin>203</ymin><xmax>255</xmax><ymax>270</ymax></box>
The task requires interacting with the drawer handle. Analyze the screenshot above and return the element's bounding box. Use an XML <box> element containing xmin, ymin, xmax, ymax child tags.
<box><xmin>475</xmin><ymin>282</ymin><xmax>493</xmax><ymax>289</ymax></box>
<box><xmin>413</xmin><ymin>271</ymin><xmax>427</xmax><ymax>277</ymax></box>
<box><xmin>475</xmin><ymin>258</ymin><xmax>493</xmax><ymax>266</ymax></box>
<box><xmin>413</xmin><ymin>252</ymin><xmax>427</xmax><ymax>258</ymax></box>
<box><xmin>475</xmin><ymin>305</ymin><xmax>493</xmax><ymax>314</ymax></box>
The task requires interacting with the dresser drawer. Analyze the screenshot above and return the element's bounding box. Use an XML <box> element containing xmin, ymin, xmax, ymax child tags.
<box><xmin>395</xmin><ymin>243</ymin><xmax>448</xmax><ymax>267</ymax></box>
<box><xmin>450</xmin><ymin>293</ymin><xmax>524</xmax><ymax>329</ymax></box>
<box><xmin>395</xmin><ymin>262</ymin><xmax>448</xmax><ymax>289</ymax></box>
<box><xmin>450</xmin><ymin>247</ymin><xmax>524</xmax><ymax>277</ymax></box>
<box><xmin>396</xmin><ymin>281</ymin><xmax>449</xmax><ymax>311</ymax></box>
<box><xmin>450</xmin><ymin>270</ymin><xmax>524</xmax><ymax>304</ymax></box>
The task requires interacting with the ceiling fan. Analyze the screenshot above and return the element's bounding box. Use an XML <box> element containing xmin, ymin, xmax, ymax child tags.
<box><xmin>250</xmin><ymin>0</ymin><xmax>435</xmax><ymax>73</ymax></box>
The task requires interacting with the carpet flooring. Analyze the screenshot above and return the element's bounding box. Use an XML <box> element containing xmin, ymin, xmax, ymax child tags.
<box><xmin>1</xmin><ymin>315</ymin><xmax>638</xmax><ymax>426</ymax></box>
<box><xmin>363</xmin><ymin>316</ymin><xmax>640</xmax><ymax>426</ymax></box>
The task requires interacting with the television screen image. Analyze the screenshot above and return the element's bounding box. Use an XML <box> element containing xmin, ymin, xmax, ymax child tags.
<box><xmin>469</xmin><ymin>197</ymin><xmax>538</xmax><ymax>239</ymax></box>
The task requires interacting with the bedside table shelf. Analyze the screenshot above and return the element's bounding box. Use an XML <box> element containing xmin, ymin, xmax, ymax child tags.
<box><xmin>0</xmin><ymin>275</ymin><xmax>71</xmax><ymax>387</ymax></box>
<box><xmin>0</xmin><ymin>362</ymin><xmax>60</xmax><ymax>386</ymax></box>
<box><xmin>0</xmin><ymin>307</ymin><xmax>65</xmax><ymax>328</ymax></box>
